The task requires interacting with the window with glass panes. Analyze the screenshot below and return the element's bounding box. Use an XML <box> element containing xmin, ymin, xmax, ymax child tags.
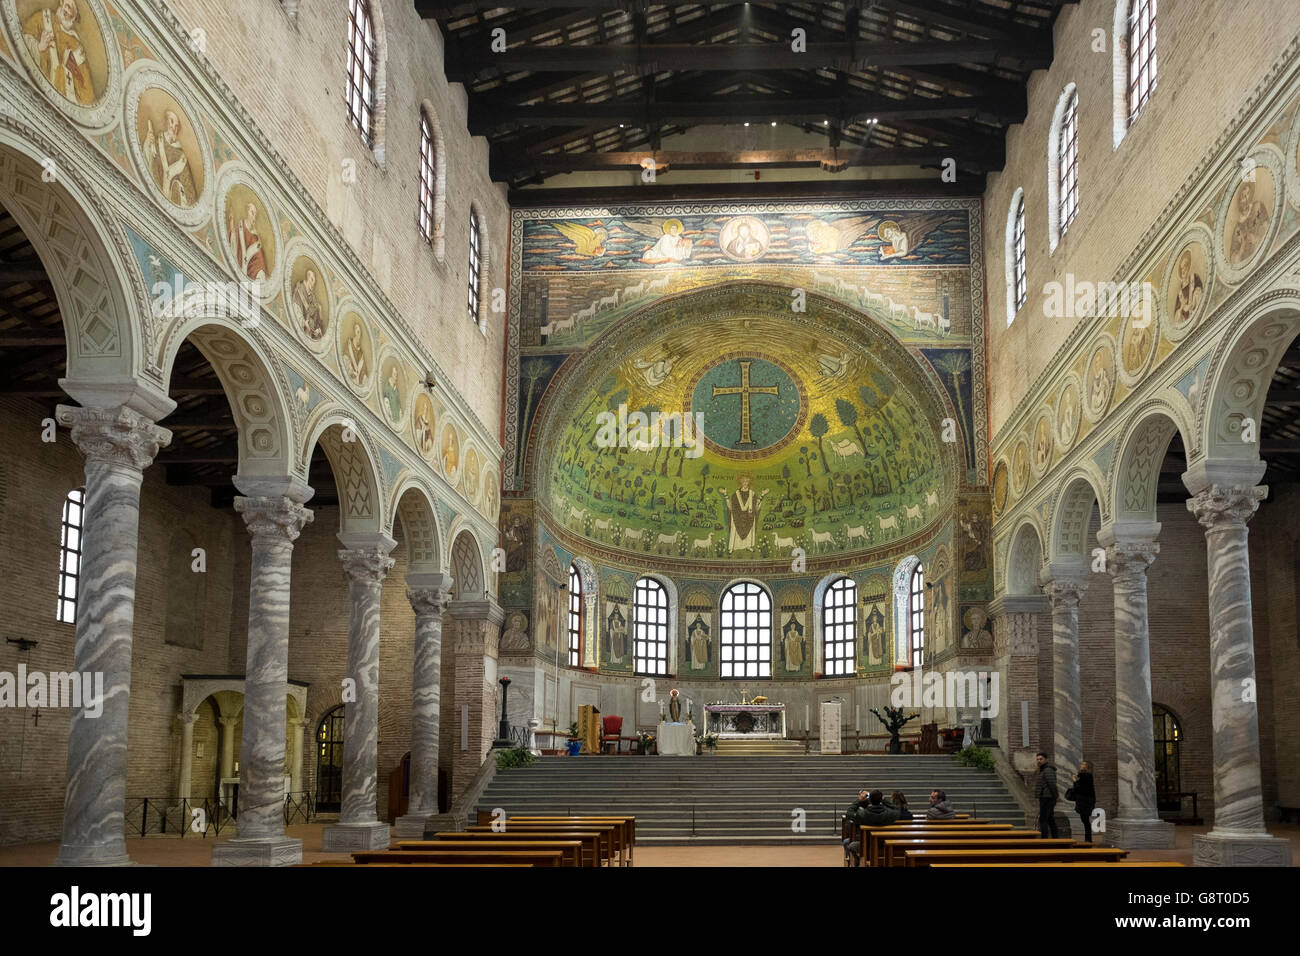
<box><xmin>418</xmin><ymin>110</ymin><xmax>437</xmax><ymax>243</ymax></box>
<box><xmin>1012</xmin><ymin>195</ymin><xmax>1027</xmax><ymax>314</ymax></box>
<box><xmin>720</xmin><ymin>581</ymin><xmax>772</xmax><ymax>679</ymax></box>
<box><xmin>467</xmin><ymin>210</ymin><xmax>482</xmax><ymax>323</ymax></box>
<box><xmin>909</xmin><ymin>563</ymin><xmax>925</xmax><ymax>668</ymax></box>
<box><xmin>567</xmin><ymin>563</ymin><xmax>582</xmax><ymax>667</ymax></box>
<box><xmin>57</xmin><ymin>488</ymin><xmax>84</xmax><ymax>624</ymax></box>
<box><xmin>823</xmin><ymin>577</ymin><xmax>857</xmax><ymax>676</ymax></box>
<box><xmin>1127</xmin><ymin>0</ymin><xmax>1157</xmax><ymax>124</ymax></box>
<box><xmin>1058</xmin><ymin>91</ymin><xmax>1079</xmax><ymax>235</ymax></box>
<box><xmin>633</xmin><ymin>577</ymin><xmax>668</xmax><ymax>675</ymax></box>
<box><xmin>345</xmin><ymin>0</ymin><xmax>377</xmax><ymax>147</ymax></box>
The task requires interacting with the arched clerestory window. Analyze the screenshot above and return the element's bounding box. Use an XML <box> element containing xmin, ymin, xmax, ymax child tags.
<box><xmin>720</xmin><ymin>581</ymin><xmax>772</xmax><ymax>679</ymax></box>
<box><xmin>467</xmin><ymin>207</ymin><xmax>483</xmax><ymax>326</ymax></box>
<box><xmin>345</xmin><ymin>0</ymin><xmax>378</xmax><ymax>148</ymax></box>
<box><xmin>1114</xmin><ymin>0</ymin><xmax>1158</xmax><ymax>146</ymax></box>
<box><xmin>909</xmin><ymin>563</ymin><xmax>926</xmax><ymax>668</ymax></box>
<box><xmin>822</xmin><ymin>576</ymin><xmax>857</xmax><ymax>676</ymax></box>
<box><xmin>632</xmin><ymin>576</ymin><xmax>668</xmax><ymax>676</ymax></box>
<box><xmin>567</xmin><ymin>563</ymin><xmax>583</xmax><ymax>667</ymax></box>
<box><xmin>1047</xmin><ymin>84</ymin><xmax>1079</xmax><ymax>252</ymax></box>
<box><xmin>1005</xmin><ymin>189</ymin><xmax>1027</xmax><ymax>325</ymax></box>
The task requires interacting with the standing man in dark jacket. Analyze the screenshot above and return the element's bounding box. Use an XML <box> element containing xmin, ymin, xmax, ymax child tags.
<box><xmin>1068</xmin><ymin>760</ymin><xmax>1097</xmax><ymax>843</ymax></box>
<box><xmin>1034</xmin><ymin>751</ymin><xmax>1059</xmax><ymax>838</ymax></box>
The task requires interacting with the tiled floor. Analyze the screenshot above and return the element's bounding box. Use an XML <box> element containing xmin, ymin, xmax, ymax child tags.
<box><xmin>1</xmin><ymin>822</ymin><xmax>1296</xmax><ymax>866</ymax></box>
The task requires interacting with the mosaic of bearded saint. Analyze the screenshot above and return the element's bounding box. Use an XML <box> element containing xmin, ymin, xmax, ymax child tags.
<box><xmin>718</xmin><ymin>473</ymin><xmax>768</xmax><ymax>553</ymax></box>
<box><xmin>21</xmin><ymin>0</ymin><xmax>99</xmax><ymax>106</ymax></box>
<box><xmin>1170</xmin><ymin>247</ymin><xmax>1206</xmax><ymax>327</ymax></box>
<box><xmin>139</xmin><ymin>95</ymin><xmax>200</xmax><ymax>208</ymax></box>
<box><xmin>1228</xmin><ymin>177</ymin><xmax>1270</xmax><ymax>264</ymax></box>
<box><xmin>292</xmin><ymin>265</ymin><xmax>325</xmax><ymax>341</ymax></box>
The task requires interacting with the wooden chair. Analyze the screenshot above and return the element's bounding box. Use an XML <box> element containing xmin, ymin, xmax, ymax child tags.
<box><xmin>600</xmin><ymin>716</ymin><xmax>625</xmax><ymax>754</ymax></box>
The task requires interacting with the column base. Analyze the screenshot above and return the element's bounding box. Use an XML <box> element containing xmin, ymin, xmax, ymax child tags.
<box><xmin>321</xmin><ymin>821</ymin><xmax>391</xmax><ymax>852</ymax></box>
<box><xmin>53</xmin><ymin>843</ymin><xmax>133</xmax><ymax>867</ymax></box>
<box><xmin>394</xmin><ymin>812</ymin><xmax>438</xmax><ymax>841</ymax></box>
<box><xmin>1194</xmin><ymin>831</ymin><xmax>1292</xmax><ymax>867</ymax></box>
<box><xmin>1103</xmin><ymin>817</ymin><xmax>1176</xmax><ymax>849</ymax></box>
<box><xmin>211</xmin><ymin>836</ymin><xmax>303</xmax><ymax>867</ymax></box>
<box><xmin>418</xmin><ymin>812</ymin><xmax>465</xmax><ymax>839</ymax></box>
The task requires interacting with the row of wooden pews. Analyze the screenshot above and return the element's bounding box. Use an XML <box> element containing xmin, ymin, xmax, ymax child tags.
<box><xmin>846</xmin><ymin>816</ymin><xmax>1177</xmax><ymax>867</ymax></box>
<box><xmin>301</xmin><ymin>816</ymin><xmax>636</xmax><ymax>868</ymax></box>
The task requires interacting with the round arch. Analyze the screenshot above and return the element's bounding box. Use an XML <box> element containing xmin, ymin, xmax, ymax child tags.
<box><xmin>811</xmin><ymin>571</ymin><xmax>858</xmax><ymax>676</ymax></box>
<box><xmin>1110</xmin><ymin>402</ymin><xmax>1192</xmax><ymax>524</ymax></box>
<box><xmin>0</xmin><ymin>121</ymin><xmax>146</xmax><ymax>402</ymax></box>
<box><xmin>631</xmin><ymin>572</ymin><xmax>679</xmax><ymax>675</ymax></box>
<box><xmin>160</xmin><ymin>317</ymin><xmax>296</xmax><ymax>478</ymax></box>
<box><xmin>390</xmin><ymin>477</ymin><xmax>442</xmax><ymax>574</ymax></box>
<box><xmin>449</xmin><ymin>527</ymin><xmax>485</xmax><ymax>601</ymax></box>
<box><xmin>1006</xmin><ymin>518</ymin><xmax>1046</xmax><ymax>595</ymax></box>
<box><xmin>304</xmin><ymin>413</ymin><xmax>385</xmax><ymax>535</ymax></box>
<box><xmin>1049</xmin><ymin>468</ymin><xmax>1107</xmax><ymax>563</ymax></box>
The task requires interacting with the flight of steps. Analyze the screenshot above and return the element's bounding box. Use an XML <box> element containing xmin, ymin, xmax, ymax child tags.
<box><xmin>476</xmin><ymin>754</ymin><xmax>1027</xmax><ymax>844</ymax></box>
<box><xmin>713</xmin><ymin>738</ymin><xmax>804</xmax><ymax>756</ymax></box>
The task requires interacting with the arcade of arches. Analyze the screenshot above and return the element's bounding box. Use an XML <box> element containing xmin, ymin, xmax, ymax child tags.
<box><xmin>0</xmin><ymin>0</ymin><xmax>1298</xmax><ymax>870</ymax></box>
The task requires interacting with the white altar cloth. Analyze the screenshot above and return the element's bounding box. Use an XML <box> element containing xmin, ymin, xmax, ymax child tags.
<box><xmin>657</xmin><ymin>720</ymin><xmax>696</xmax><ymax>756</ymax></box>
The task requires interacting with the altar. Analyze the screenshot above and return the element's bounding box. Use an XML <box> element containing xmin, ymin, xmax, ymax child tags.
<box><xmin>657</xmin><ymin>720</ymin><xmax>696</xmax><ymax>756</ymax></box>
<box><xmin>705</xmin><ymin>703</ymin><xmax>787</xmax><ymax>739</ymax></box>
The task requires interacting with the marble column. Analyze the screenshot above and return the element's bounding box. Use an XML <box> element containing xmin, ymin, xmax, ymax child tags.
<box><xmin>218</xmin><ymin>716</ymin><xmax>238</xmax><ymax>782</ymax></box>
<box><xmin>288</xmin><ymin>717</ymin><xmax>305</xmax><ymax>797</ymax></box>
<box><xmin>448</xmin><ymin>599</ymin><xmax>506</xmax><ymax>803</ymax></box>
<box><xmin>1185</xmin><ymin>471</ymin><xmax>1290</xmax><ymax>866</ymax></box>
<box><xmin>176</xmin><ymin>712</ymin><xmax>197</xmax><ymax>807</ymax></box>
<box><xmin>214</xmin><ymin>485</ymin><xmax>313</xmax><ymax>866</ymax></box>
<box><xmin>53</xmin><ymin>404</ymin><xmax>170</xmax><ymax>867</ymax></box>
<box><xmin>1041</xmin><ymin>565</ymin><xmax>1087</xmax><ymax>839</ymax></box>
<box><xmin>1100</xmin><ymin>524</ymin><xmax>1175</xmax><ymax>848</ymax></box>
<box><xmin>322</xmin><ymin>533</ymin><xmax>396</xmax><ymax>852</ymax></box>
<box><xmin>395</xmin><ymin>572</ymin><xmax>454</xmax><ymax>839</ymax></box>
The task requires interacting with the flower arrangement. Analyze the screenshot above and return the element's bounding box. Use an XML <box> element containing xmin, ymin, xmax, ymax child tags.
<box><xmin>636</xmin><ymin>730</ymin><xmax>656</xmax><ymax>754</ymax></box>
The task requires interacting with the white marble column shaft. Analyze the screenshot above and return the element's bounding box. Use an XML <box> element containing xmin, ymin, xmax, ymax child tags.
<box><xmin>177</xmin><ymin>713</ymin><xmax>197</xmax><ymax>804</ymax></box>
<box><xmin>1043</xmin><ymin>576</ymin><xmax>1086</xmax><ymax>784</ymax></box>
<box><xmin>213</xmin><ymin>494</ymin><xmax>312</xmax><ymax>866</ymax></box>
<box><xmin>395</xmin><ymin>577</ymin><xmax>454</xmax><ymax>839</ymax></box>
<box><xmin>1187</xmin><ymin>483</ymin><xmax>1290</xmax><ymax>865</ymax></box>
<box><xmin>54</xmin><ymin>405</ymin><xmax>169</xmax><ymax>867</ymax></box>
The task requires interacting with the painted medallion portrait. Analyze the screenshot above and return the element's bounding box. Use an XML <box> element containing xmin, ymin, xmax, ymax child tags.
<box><xmin>135</xmin><ymin>88</ymin><xmax>203</xmax><ymax>209</ymax></box>
<box><xmin>412</xmin><ymin>393</ymin><xmax>436</xmax><ymax>459</ymax></box>
<box><xmin>1084</xmin><ymin>343</ymin><xmax>1116</xmax><ymax>420</ymax></box>
<box><xmin>1120</xmin><ymin>312</ymin><xmax>1156</xmax><ymax>378</ymax></box>
<box><xmin>1223</xmin><ymin>169</ymin><xmax>1274</xmax><ymax>266</ymax></box>
<box><xmin>288</xmin><ymin>255</ymin><xmax>329</xmax><ymax>344</ymax></box>
<box><xmin>223</xmin><ymin>185</ymin><xmax>275</xmax><ymax>284</ymax></box>
<box><xmin>440</xmin><ymin>422</ymin><xmax>460</xmax><ymax>482</ymax></box>
<box><xmin>1056</xmin><ymin>381</ymin><xmax>1081</xmax><ymax>450</ymax></box>
<box><xmin>1166</xmin><ymin>242</ymin><xmax>1207</xmax><ymax>331</ymax></box>
<box><xmin>338</xmin><ymin>312</ymin><xmax>373</xmax><ymax>393</ymax></box>
<box><xmin>378</xmin><ymin>355</ymin><xmax>404</xmax><ymax>425</ymax></box>
<box><xmin>991</xmin><ymin>461</ymin><xmax>1009</xmax><ymax>515</ymax></box>
<box><xmin>1032</xmin><ymin>413</ymin><xmax>1053</xmax><ymax>475</ymax></box>
<box><xmin>463</xmin><ymin>445</ymin><xmax>482</xmax><ymax>503</ymax></box>
<box><xmin>1011</xmin><ymin>440</ymin><xmax>1030</xmax><ymax>494</ymax></box>
<box><xmin>17</xmin><ymin>0</ymin><xmax>108</xmax><ymax>107</ymax></box>
<box><xmin>482</xmin><ymin>463</ymin><xmax>499</xmax><ymax>521</ymax></box>
<box><xmin>718</xmin><ymin>215</ymin><xmax>770</xmax><ymax>262</ymax></box>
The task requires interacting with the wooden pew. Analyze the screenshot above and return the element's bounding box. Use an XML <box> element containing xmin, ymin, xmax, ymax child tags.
<box><xmin>304</xmin><ymin>861</ymin><xmax>535</xmax><ymax>867</ymax></box>
<box><xmin>904</xmin><ymin>847</ymin><xmax>1129</xmax><ymax>867</ymax></box>
<box><xmin>412</xmin><ymin>831</ymin><xmax>605</xmax><ymax>867</ymax></box>
<box><xmin>474</xmin><ymin>814</ymin><xmax>636</xmax><ymax>866</ymax></box>
<box><xmin>930</xmin><ymin>861</ymin><xmax>1187</xmax><ymax>868</ymax></box>
<box><xmin>463</xmin><ymin>825</ymin><xmax>615</xmax><ymax>867</ymax></box>
<box><xmin>352</xmin><ymin>847</ymin><xmax>575</xmax><ymax>867</ymax></box>
<box><xmin>860</xmin><ymin>824</ymin><xmax>1015</xmax><ymax>867</ymax></box>
<box><xmin>883</xmin><ymin>838</ymin><xmax>1078</xmax><ymax>867</ymax></box>
<box><xmin>841</xmin><ymin>813</ymin><xmax>971</xmax><ymax>843</ymax></box>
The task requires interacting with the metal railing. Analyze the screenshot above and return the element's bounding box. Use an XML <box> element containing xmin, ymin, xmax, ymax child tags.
<box><xmin>123</xmin><ymin>792</ymin><xmax>315</xmax><ymax>838</ymax></box>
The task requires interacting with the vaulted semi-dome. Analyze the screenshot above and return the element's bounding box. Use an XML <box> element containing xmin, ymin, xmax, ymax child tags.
<box><xmin>534</xmin><ymin>283</ymin><xmax>959</xmax><ymax>569</ymax></box>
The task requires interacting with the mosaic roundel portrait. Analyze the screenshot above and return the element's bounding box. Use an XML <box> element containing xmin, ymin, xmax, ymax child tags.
<box><xmin>133</xmin><ymin>86</ymin><xmax>205</xmax><ymax>211</ymax></box>
<box><xmin>378</xmin><ymin>353</ymin><xmax>405</xmax><ymax>426</ymax></box>
<box><xmin>14</xmin><ymin>0</ymin><xmax>111</xmax><ymax>110</ymax></box>
<box><xmin>440</xmin><ymin>422</ymin><xmax>461</xmax><ymax>483</ymax></box>
<box><xmin>288</xmin><ymin>255</ymin><xmax>330</xmax><ymax>349</ymax></box>
<box><xmin>1031</xmin><ymin>411</ymin><xmax>1054</xmax><ymax>478</ymax></box>
<box><xmin>1083</xmin><ymin>341</ymin><xmax>1116</xmax><ymax>422</ymax></box>
<box><xmin>1165</xmin><ymin>240</ymin><xmax>1209</xmax><ymax>338</ymax></box>
<box><xmin>1056</xmin><ymin>379</ymin><xmax>1082</xmax><ymax>452</ymax></box>
<box><xmin>221</xmin><ymin>183</ymin><xmax>276</xmax><ymax>285</ymax></box>
<box><xmin>1223</xmin><ymin>168</ymin><xmax>1275</xmax><ymax>268</ymax></box>
<box><xmin>463</xmin><ymin>445</ymin><xmax>482</xmax><ymax>503</ymax></box>
<box><xmin>337</xmin><ymin>312</ymin><xmax>374</xmax><ymax>396</ymax></box>
<box><xmin>991</xmin><ymin>460</ymin><xmax>1009</xmax><ymax>516</ymax></box>
<box><xmin>1119</xmin><ymin>310</ymin><xmax>1157</xmax><ymax>383</ymax></box>
<box><xmin>718</xmin><ymin>215</ymin><xmax>770</xmax><ymax>262</ymax></box>
<box><xmin>1011</xmin><ymin>439</ymin><xmax>1030</xmax><ymax>495</ymax></box>
<box><xmin>412</xmin><ymin>392</ymin><xmax>436</xmax><ymax>459</ymax></box>
<box><xmin>482</xmin><ymin>463</ymin><xmax>499</xmax><ymax>521</ymax></box>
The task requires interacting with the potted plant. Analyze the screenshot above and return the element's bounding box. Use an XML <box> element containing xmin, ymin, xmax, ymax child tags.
<box><xmin>636</xmin><ymin>730</ymin><xmax>656</xmax><ymax>755</ymax></box>
<box><xmin>703</xmin><ymin>732</ymin><xmax>719</xmax><ymax>754</ymax></box>
<box><xmin>566</xmin><ymin>721</ymin><xmax>582</xmax><ymax>756</ymax></box>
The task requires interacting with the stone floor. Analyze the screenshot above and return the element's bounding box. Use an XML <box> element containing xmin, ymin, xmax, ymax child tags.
<box><xmin>1</xmin><ymin>823</ymin><xmax>1297</xmax><ymax>866</ymax></box>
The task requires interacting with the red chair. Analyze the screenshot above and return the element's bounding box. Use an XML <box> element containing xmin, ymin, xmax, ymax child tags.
<box><xmin>600</xmin><ymin>716</ymin><xmax>624</xmax><ymax>754</ymax></box>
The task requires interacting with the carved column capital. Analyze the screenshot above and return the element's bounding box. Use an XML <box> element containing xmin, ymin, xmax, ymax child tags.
<box><xmin>1042</xmin><ymin>577</ymin><xmax>1087</xmax><ymax>609</ymax></box>
<box><xmin>1186</xmin><ymin>484</ymin><xmax>1266</xmax><ymax>532</ymax></box>
<box><xmin>338</xmin><ymin>546</ymin><xmax>396</xmax><ymax>586</ymax></box>
<box><xmin>1106</xmin><ymin>541</ymin><xmax>1158</xmax><ymax>585</ymax></box>
<box><xmin>176</xmin><ymin>711</ymin><xmax>198</xmax><ymax>727</ymax></box>
<box><xmin>407</xmin><ymin>586</ymin><xmax>453</xmax><ymax>617</ymax></box>
<box><xmin>57</xmin><ymin>404</ymin><xmax>171</xmax><ymax>471</ymax></box>
<box><xmin>236</xmin><ymin>495</ymin><xmax>314</xmax><ymax>542</ymax></box>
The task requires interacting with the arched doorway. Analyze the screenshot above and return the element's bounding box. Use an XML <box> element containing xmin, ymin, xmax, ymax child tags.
<box><xmin>315</xmin><ymin>705</ymin><xmax>346</xmax><ymax>813</ymax></box>
<box><xmin>1153</xmin><ymin>703</ymin><xmax>1182</xmax><ymax>811</ymax></box>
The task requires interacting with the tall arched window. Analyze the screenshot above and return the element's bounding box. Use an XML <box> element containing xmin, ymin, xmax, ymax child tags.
<box><xmin>632</xmin><ymin>577</ymin><xmax>668</xmax><ymax>676</ymax></box>
<box><xmin>1126</xmin><ymin>0</ymin><xmax>1157</xmax><ymax>126</ymax></box>
<box><xmin>1005</xmin><ymin>189</ymin><xmax>1027</xmax><ymax>325</ymax></box>
<box><xmin>467</xmin><ymin>208</ymin><xmax>482</xmax><ymax>324</ymax></box>
<box><xmin>567</xmin><ymin>563</ymin><xmax>583</xmax><ymax>667</ymax></box>
<box><xmin>345</xmin><ymin>0</ymin><xmax>378</xmax><ymax>147</ymax></box>
<box><xmin>720</xmin><ymin>581</ymin><xmax>772</xmax><ymax>679</ymax></box>
<box><xmin>908</xmin><ymin>563</ymin><xmax>925</xmax><ymax>667</ymax></box>
<box><xmin>316</xmin><ymin>705</ymin><xmax>346</xmax><ymax>813</ymax></box>
<box><xmin>1153</xmin><ymin>703</ymin><xmax>1181</xmax><ymax>804</ymax></box>
<box><xmin>1047</xmin><ymin>84</ymin><xmax>1079</xmax><ymax>252</ymax></box>
<box><xmin>823</xmin><ymin>577</ymin><xmax>857</xmax><ymax>676</ymax></box>
<box><xmin>56</xmin><ymin>488</ymin><xmax>84</xmax><ymax>624</ymax></box>
<box><xmin>418</xmin><ymin>109</ymin><xmax>438</xmax><ymax>245</ymax></box>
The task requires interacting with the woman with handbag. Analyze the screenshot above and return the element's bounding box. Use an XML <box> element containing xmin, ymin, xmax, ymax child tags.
<box><xmin>1067</xmin><ymin>760</ymin><xmax>1097</xmax><ymax>843</ymax></box>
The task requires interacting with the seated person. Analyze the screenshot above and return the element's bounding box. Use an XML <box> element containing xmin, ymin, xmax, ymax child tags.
<box><xmin>843</xmin><ymin>789</ymin><xmax>897</xmax><ymax>866</ymax></box>
<box><xmin>842</xmin><ymin>788</ymin><xmax>871</xmax><ymax>865</ymax></box>
<box><xmin>887</xmin><ymin>790</ymin><xmax>914</xmax><ymax>820</ymax></box>
<box><xmin>926</xmin><ymin>788</ymin><xmax>955</xmax><ymax>819</ymax></box>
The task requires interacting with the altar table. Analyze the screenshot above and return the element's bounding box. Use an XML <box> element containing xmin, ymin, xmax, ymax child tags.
<box><xmin>657</xmin><ymin>720</ymin><xmax>696</xmax><ymax>756</ymax></box>
<box><xmin>704</xmin><ymin>704</ymin><xmax>787</xmax><ymax>738</ymax></box>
